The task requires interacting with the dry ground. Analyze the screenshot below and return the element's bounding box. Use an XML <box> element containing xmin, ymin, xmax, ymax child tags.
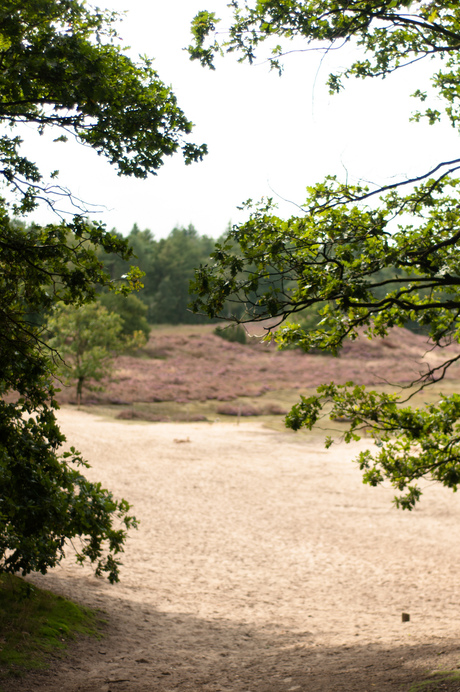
<box><xmin>16</xmin><ymin>408</ymin><xmax>460</xmax><ymax>692</ymax></box>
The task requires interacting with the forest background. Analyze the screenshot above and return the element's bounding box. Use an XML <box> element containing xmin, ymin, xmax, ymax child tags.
<box><xmin>78</xmin><ymin>221</ymin><xmax>410</xmax><ymax>334</ymax></box>
<box><xmin>96</xmin><ymin>223</ymin><xmax>219</xmax><ymax>327</ymax></box>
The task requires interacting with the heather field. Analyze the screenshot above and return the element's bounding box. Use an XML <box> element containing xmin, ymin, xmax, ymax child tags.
<box><xmin>55</xmin><ymin>323</ymin><xmax>460</xmax><ymax>425</ymax></box>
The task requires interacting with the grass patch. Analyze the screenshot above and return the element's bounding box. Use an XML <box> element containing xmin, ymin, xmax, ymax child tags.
<box><xmin>0</xmin><ymin>574</ymin><xmax>104</xmax><ymax>684</ymax></box>
<box><xmin>409</xmin><ymin>670</ymin><xmax>460</xmax><ymax>691</ymax></box>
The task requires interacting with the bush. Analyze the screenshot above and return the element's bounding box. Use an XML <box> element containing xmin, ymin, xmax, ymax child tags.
<box><xmin>214</xmin><ymin>324</ymin><xmax>247</xmax><ymax>344</ymax></box>
<box><xmin>98</xmin><ymin>292</ymin><xmax>151</xmax><ymax>340</ymax></box>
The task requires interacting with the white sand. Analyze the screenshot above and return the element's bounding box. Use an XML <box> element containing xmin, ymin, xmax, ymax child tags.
<box><xmin>22</xmin><ymin>408</ymin><xmax>460</xmax><ymax>692</ymax></box>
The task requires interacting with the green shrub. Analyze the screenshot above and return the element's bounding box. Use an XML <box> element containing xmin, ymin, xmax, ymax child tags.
<box><xmin>98</xmin><ymin>292</ymin><xmax>151</xmax><ymax>340</ymax></box>
<box><xmin>214</xmin><ymin>324</ymin><xmax>247</xmax><ymax>344</ymax></box>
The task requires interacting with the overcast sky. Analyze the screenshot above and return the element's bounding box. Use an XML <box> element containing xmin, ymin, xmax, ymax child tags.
<box><xmin>24</xmin><ymin>0</ymin><xmax>460</xmax><ymax>239</ymax></box>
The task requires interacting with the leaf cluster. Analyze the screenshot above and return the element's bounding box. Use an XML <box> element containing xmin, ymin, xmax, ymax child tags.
<box><xmin>0</xmin><ymin>211</ymin><xmax>140</xmax><ymax>581</ymax></box>
<box><xmin>0</xmin><ymin>398</ymin><xmax>137</xmax><ymax>583</ymax></box>
<box><xmin>188</xmin><ymin>1</ymin><xmax>460</xmax><ymax>131</ymax></box>
<box><xmin>287</xmin><ymin>383</ymin><xmax>460</xmax><ymax>509</ymax></box>
<box><xmin>193</xmin><ymin>176</ymin><xmax>460</xmax><ymax>350</ymax></box>
<box><xmin>1</xmin><ymin>0</ymin><xmax>206</xmax><ymax>198</ymax></box>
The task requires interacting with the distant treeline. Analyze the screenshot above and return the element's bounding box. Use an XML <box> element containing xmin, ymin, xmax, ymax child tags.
<box><xmin>18</xmin><ymin>215</ymin><xmax>429</xmax><ymax>334</ymax></box>
<box><xmin>97</xmin><ymin>224</ymin><xmax>220</xmax><ymax>325</ymax></box>
<box><xmin>99</xmin><ymin>225</ymin><xmax>430</xmax><ymax>334</ymax></box>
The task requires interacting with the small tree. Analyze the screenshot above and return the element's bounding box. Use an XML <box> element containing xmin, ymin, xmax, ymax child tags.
<box><xmin>48</xmin><ymin>303</ymin><xmax>136</xmax><ymax>406</ymax></box>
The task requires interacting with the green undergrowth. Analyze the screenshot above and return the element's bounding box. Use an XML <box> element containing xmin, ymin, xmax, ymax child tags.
<box><xmin>409</xmin><ymin>669</ymin><xmax>460</xmax><ymax>691</ymax></box>
<box><xmin>0</xmin><ymin>574</ymin><xmax>104</xmax><ymax>686</ymax></box>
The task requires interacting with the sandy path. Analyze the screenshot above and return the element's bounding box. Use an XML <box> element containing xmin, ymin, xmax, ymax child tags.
<box><xmin>21</xmin><ymin>408</ymin><xmax>460</xmax><ymax>691</ymax></box>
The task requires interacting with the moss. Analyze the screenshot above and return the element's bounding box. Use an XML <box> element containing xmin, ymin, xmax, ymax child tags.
<box><xmin>0</xmin><ymin>574</ymin><xmax>104</xmax><ymax>684</ymax></box>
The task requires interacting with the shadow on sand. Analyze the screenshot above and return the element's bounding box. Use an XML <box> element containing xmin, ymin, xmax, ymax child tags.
<box><xmin>6</xmin><ymin>573</ymin><xmax>460</xmax><ymax>692</ymax></box>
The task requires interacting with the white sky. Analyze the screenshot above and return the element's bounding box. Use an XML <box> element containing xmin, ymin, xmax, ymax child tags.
<box><xmin>22</xmin><ymin>0</ymin><xmax>460</xmax><ymax>239</ymax></box>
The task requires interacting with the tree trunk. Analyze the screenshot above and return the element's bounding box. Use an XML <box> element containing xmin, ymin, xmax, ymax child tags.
<box><xmin>77</xmin><ymin>377</ymin><xmax>84</xmax><ymax>408</ymax></box>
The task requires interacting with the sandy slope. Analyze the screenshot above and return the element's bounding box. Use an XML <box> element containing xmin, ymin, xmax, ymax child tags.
<box><xmin>19</xmin><ymin>408</ymin><xmax>460</xmax><ymax>691</ymax></box>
